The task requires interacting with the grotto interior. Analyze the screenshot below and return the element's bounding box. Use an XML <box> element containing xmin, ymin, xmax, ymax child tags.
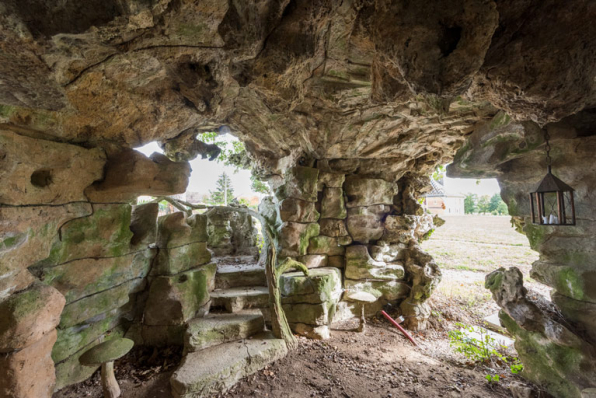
<box><xmin>1</xmin><ymin>1</ymin><xmax>596</xmax><ymax>397</ymax></box>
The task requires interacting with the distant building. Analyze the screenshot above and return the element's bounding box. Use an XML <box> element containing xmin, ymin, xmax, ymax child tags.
<box><xmin>423</xmin><ymin>179</ymin><xmax>465</xmax><ymax>215</ymax></box>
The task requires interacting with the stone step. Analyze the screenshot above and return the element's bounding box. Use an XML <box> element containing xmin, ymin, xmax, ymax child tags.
<box><xmin>210</xmin><ymin>287</ymin><xmax>269</xmax><ymax>313</ymax></box>
<box><xmin>184</xmin><ymin>311</ymin><xmax>265</xmax><ymax>352</ymax></box>
<box><xmin>171</xmin><ymin>332</ymin><xmax>288</xmax><ymax>398</ymax></box>
<box><xmin>215</xmin><ymin>263</ymin><xmax>267</xmax><ymax>289</ymax></box>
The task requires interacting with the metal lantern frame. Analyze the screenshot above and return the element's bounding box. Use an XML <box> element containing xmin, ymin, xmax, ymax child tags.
<box><xmin>529</xmin><ymin>131</ymin><xmax>576</xmax><ymax>226</ymax></box>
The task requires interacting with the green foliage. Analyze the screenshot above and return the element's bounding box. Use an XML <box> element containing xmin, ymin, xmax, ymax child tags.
<box><xmin>251</xmin><ymin>174</ymin><xmax>271</xmax><ymax>194</ymax></box>
<box><xmin>448</xmin><ymin>323</ymin><xmax>506</xmax><ymax>362</ymax></box>
<box><xmin>432</xmin><ymin>165</ymin><xmax>446</xmax><ymax>183</ymax></box>
<box><xmin>510</xmin><ymin>361</ymin><xmax>524</xmax><ymax>374</ymax></box>
<box><xmin>464</xmin><ymin>193</ymin><xmax>478</xmax><ymax>214</ymax></box>
<box><xmin>485</xmin><ymin>374</ymin><xmax>500</xmax><ymax>383</ymax></box>
<box><xmin>477</xmin><ymin>195</ymin><xmax>491</xmax><ymax>214</ymax></box>
<box><xmin>207</xmin><ymin>172</ymin><xmax>235</xmax><ymax>205</ymax></box>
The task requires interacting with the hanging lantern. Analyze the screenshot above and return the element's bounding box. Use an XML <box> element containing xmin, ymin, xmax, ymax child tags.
<box><xmin>529</xmin><ymin>131</ymin><xmax>576</xmax><ymax>226</ymax></box>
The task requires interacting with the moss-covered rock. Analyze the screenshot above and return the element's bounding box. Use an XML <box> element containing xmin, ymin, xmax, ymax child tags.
<box><xmin>307</xmin><ymin>235</ymin><xmax>345</xmax><ymax>256</ymax></box>
<box><xmin>294</xmin><ymin>255</ymin><xmax>328</xmax><ymax>269</ymax></box>
<box><xmin>278</xmin><ymin>198</ymin><xmax>320</xmax><ymax>223</ymax></box>
<box><xmin>130</xmin><ymin>202</ymin><xmax>159</xmax><ymax>248</ymax></box>
<box><xmin>320</xmin><ymin>187</ymin><xmax>347</xmax><ymax>219</ymax></box>
<box><xmin>317</xmin><ymin>172</ymin><xmax>345</xmax><ymax>191</ymax></box>
<box><xmin>280</xmin><ymin>268</ymin><xmax>342</xmax><ymax>304</ymax></box>
<box><xmin>319</xmin><ymin>219</ymin><xmax>349</xmax><ymax>237</ymax></box>
<box><xmin>345</xmin><ymin>245</ymin><xmax>405</xmax><ymax>281</ymax></box>
<box><xmin>151</xmin><ymin>242</ymin><xmax>212</xmax><ymax>276</ymax></box>
<box><xmin>344</xmin><ymin>176</ymin><xmax>397</xmax><ymax>207</ymax></box>
<box><xmin>79</xmin><ymin>337</ymin><xmax>134</xmax><ymax>365</ymax></box>
<box><xmin>0</xmin><ymin>283</ymin><xmax>65</xmax><ymax>352</ymax></box>
<box><xmin>143</xmin><ymin>263</ymin><xmax>216</xmax><ymax>326</ymax></box>
<box><xmin>343</xmin><ymin>279</ymin><xmax>409</xmax><ymax>301</ymax></box>
<box><xmin>282</xmin><ymin>302</ymin><xmax>336</xmax><ymax>326</ymax></box>
<box><xmin>156</xmin><ymin>212</ymin><xmax>208</xmax><ymax>249</ymax></box>
<box><xmin>274</xmin><ymin>166</ymin><xmax>319</xmax><ymax>202</ymax></box>
<box><xmin>277</xmin><ymin>222</ymin><xmax>320</xmax><ymax>258</ymax></box>
<box><xmin>345</xmin><ymin>205</ymin><xmax>388</xmax><ymax>243</ymax></box>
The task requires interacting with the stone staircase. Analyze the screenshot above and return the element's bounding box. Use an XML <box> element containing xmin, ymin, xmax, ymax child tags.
<box><xmin>170</xmin><ymin>256</ymin><xmax>284</xmax><ymax>398</ymax></box>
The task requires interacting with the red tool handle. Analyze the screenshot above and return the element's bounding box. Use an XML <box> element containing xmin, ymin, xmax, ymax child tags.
<box><xmin>381</xmin><ymin>310</ymin><xmax>419</xmax><ymax>347</ymax></box>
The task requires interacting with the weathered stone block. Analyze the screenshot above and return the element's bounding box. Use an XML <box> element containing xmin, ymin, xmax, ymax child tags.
<box><xmin>320</xmin><ymin>187</ymin><xmax>347</xmax><ymax>219</ymax></box>
<box><xmin>59</xmin><ymin>279</ymin><xmax>139</xmax><ymax>328</ymax></box>
<box><xmin>328</xmin><ymin>256</ymin><xmax>345</xmax><ymax>268</ymax></box>
<box><xmin>0</xmin><ymin>329</ymin><xmax>57</xmax><ymax>397</ymax></box>
<box><xmin>290</xmin><ymin>323</ymin><xmax>330</xmax><ymax>340</ymax></box>
<box><xmin>370</xmin><ymin>241</ymin><xmax>407</xmax><ymax>262</ymax></box>
<box><xmin>552</xmin><ymin>293</ymin><xmax>596</xmax><ymax>344</ymax></box>
<box><xmin>345</xmin><ymin>245</ymin><xmax>405</xmax><ymax>281</ymax></box>
<box><xmin>130</xmin><ymin>202</ymin><xmax>159</xmax><ymax>248</ymax></box>
<box><xmin>344</xmin><ymin>176</ymin><xmax>397</xmax><ymax>207</ymax></box>
<box><xmin>37</xmin><ymin>204</ymin><xmax>134</xmax><ymax>266</ymax></box>
<box><xmin>85</xmin><ymin>150</ymin><xmax>190</xmax><ymax>203</ymax></box>
<box><xmin>42</xmin><ymin>249</ymin><xmax>153</xmax><ymax>303</ymax></box>
<box><xmin>144</xmin><ymin>263</ymin><xmax>216</xmax><ymax>326</ymax></box>
<box><xmin>152</xmin><ymin>242</ymin><xmax>211</xmax><ymax>276</ymax></box>
<box><xmin>319</xmin><ymin>219</ymin><xmax>349</xmax><ymax>237</ymax></box>
<box><xmin>259</xmin><ymin>196</ymin><xmax>279</xmax><ymax>227</ymax></box>
<box><xmin>346</xmin><ymin>205</ymin><xmax>389</xmax><ymax>243</ymax></box>
<box><xmin>278</xmin><ymin>198</ymin><xmax>320</xmax><ymax>223</ymax></box>
<box><xmin>344</xmin><ymin>279</ymin><xmax>409</xmax><ymax>301</ymax></box>
<box><xmin>277</xmin><ymin>222</ymin><xmax>320</xmax><ymax>258</ymax></box>
<box><xmin>531</xmin><ymin>261</ymin><xmax>596</xmax><ymax>304</ymax></box>
<box><xmin>274</xmin><ymin>166</ymin><xmax>319</xmax><ymax>202</ymax></box>
<box><xmin>0</xmin><ymin>129</ymin><xmax>105</xmax><ymax>206</ymax></box>
<box><xmin>0</xmin><ymin>283</ymin><xmax>65</xmax><ymax>352</ymax></box>
<box><xmin>280</xmin><ymin>268</ymin><xmax>342</xmax><ymax>304</ymax></box>
<box><xmin>382</xmin><ymin>214</ymin><xmax>434</xmax><ymax>243</ymax></box>
<box><xmin>317</xmin><ymin>171</ymin><xmax>345</xmax><ymax>190</ymax></box>
<box><xmin>307</xmin><ymin>236</ymin><xmax>345</xmax><ymax>256</ymax></box>
<box><xmin>294</xmin><ymin>255</ymin><xmax>328</xmax><ymax>269</ymax></box>
<box><xmin>282</xmin><ymin>302</ymin><xmax>336</xmax><ymax>326</ymax></box>
<box><xmin>0</xmin><ymin>203</ymin><xmax>92</xmax><ymax>299</ymax></box>
<box><xmin>156</xmin><ymin>212</ymin><xmax>208</xmax><ymax>249</ymax></box>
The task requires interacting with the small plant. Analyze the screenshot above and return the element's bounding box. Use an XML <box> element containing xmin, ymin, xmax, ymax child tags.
<box><xmin>510</xmin><ymin>361</ymin><xmax>524</xmax><ymax>374</ymax></box>
<box><xmin>448</xmin><ymin>323</ymin><xmax>506</xmax><ymax>362</ymax></box>
<box><xmin>485</xmin><ymin>374</ymin><xmax>500</xmax><ymax>383</ymax></box>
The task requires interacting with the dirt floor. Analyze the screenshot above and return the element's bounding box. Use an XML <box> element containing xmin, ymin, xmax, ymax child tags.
<box><xmin>56</xmin><ymin>215</ymin><xmax>548</xmax><ymax>398</ymax></box>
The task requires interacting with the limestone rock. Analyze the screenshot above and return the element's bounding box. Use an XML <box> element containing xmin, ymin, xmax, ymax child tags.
<box><xmin>143</xmin><ymin>263</ymin><xmax>216</xmax><ymax>326</ymax></box>
<box><xmin>0</xmin><ymin>283</ymin><xmax>65</xmax><ymax>352</ymax></box>
<box><xmin>307</xmin><ymin>236</ymin><xmax>345</xmax><ymax>257</ymax></box>
<box><xmin>282</xmin><ymin>302</ymin><xmax>336</xmax><ymax>326</ymax></box>
<box><xmin>185</xmin><ymin>313</ymin><xmax>265</xmax><ymax>352</ymax></box>
<box><xmin>0</xmin><ymin>203</ymin><xmax>92</xmax><ymax>299</ymax></box>
<box><xmin>156</xmin><ymin>212</ymin><xmax>208</xmax><ymax>249</ymax></box>
<box><xmin>152</xmin><ymin>242</ymin><xmax>211</xmax><ymax>276</ymax></box>
<box><xmin>294</xmin><ymin>255</ymin><xmax>328</xmax><ymax>269</ymax></box>
<box><xmin>277</xmin><ymin>222</ymin><xmax>320</xmax><ymax>258</ymax></box>
<box><xmin>35</xmin><ymin>204</ymin><xmax>134</xmax><ymax>267</ymax></box>
<box><xmin>130</xmin><ymin>202</ymin><xmax>159</xmax><ymax>248</ymax></box>
<box><xmin>328</xmin><ymin>256</ymin><xmax>345</xmax><ymax>268</ymax></box>
<box><xmin>383</xmin><ymin>215</ymin><xmax>434</xmax><ymax>243</ymax></box>
<box><xmin>0</xmin><ymin>329</ymin><xmax>57</xmax><ymax>398</ymax></box>
<box><xmin>85</xmin><ymin>150</ymin><xmax>190</xmax><ymax>203</ymax></box>
<box><xmin>319</xmin><ymin>219</ymin><xmax>349</xmax><ymax>237</ymax></box>
<box><xmin>370</xmin><ymin>241</ymin><xmax>408</xmax><ymax>262</ymax></box>
<box><xmin>278</xmin><ymin>198</ymin><xmax>319</xmax><ymax>223</ymax></box>
<box><xmin>344</xmin><ymin>177</ymin><xmax>398</xmax><ymax>208</ymax></box>
<box><xmin>345</xmin><ymin>246</ymin><xmax>405</xmax><ymax>281</ymax></box>
<box><xmin>41</xmin><ymin>249</ymin><xmax>153</xmax><ymax>303</ymax></box>
<box><xmin>320</xmin><ymin>187</ymin><xmax>347</xmax><ymax>219</ymax></box>
<box><xmin>259</xmin><ymin>196</ymin><xmax>279</xmax><ymax>228</ymax></box>
<box><xmin>275</xmin><ymin>166</ymin><xmax>319</xmax><ymax>202</ymax></box>
<box><xmin>346</xmin><ymin>205</ymin><xmax>389</xmax><ymax>243</ymax></box>
<box><xmin>399</xmin><ymin>300</ymin><xmax>432</xmax><ymax>331</ymax></box>
<box><xmin>290</xmin><ymin>323</ymin><xmax>330</xmax><ymax>340</ymax></box>
<box><xmin>0</xmin><ymin>129</ymin><xmax>105</xmax><ymax>205</ymax></box>
<box><xmin>344</xmin><ymin>279</ymin><xmax>409</xmax><ymax>302</ymax></box>
<box><xmin>280</xmin><ymin>268</ymin><xmax>342</xmax><ymax>304</ymax></box>
<box><xmin>317</xmin><ymin>172</ymin><xmax>345</xmax><ymax>190</ymax></box>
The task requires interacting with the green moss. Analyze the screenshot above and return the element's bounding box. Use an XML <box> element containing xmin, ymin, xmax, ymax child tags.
<box><xmin>524</xmin><ymin>223</ymin><xmax>547</xmax><ymax>250</ymax></box>
<box><xmin>556</xmin><ymin>268</ymin><xmax>585</xmax><ymax>301</ymax></box>
<box><xmin>489</xmin><ymin>111</ymin><xmax>511</xmax><ymax>129</ymax></box>
<box><xmin>176</xmin><ymin>23</ymin><xmax>207</xmax><ymax>38</ymax></box>
<box><xmin>0</xmin><ymin>104</ymin><xmax>16</xmax><ymax>118</ymax></box>
<box><xmin>327</xmin><ymin>69</ymin><xmax>350</xmax><ymax>81</ymax></box>
<box><xmin>299</xmin><ymin>223</ymin><xmax>320</xmax><ymax>255</ymax></box>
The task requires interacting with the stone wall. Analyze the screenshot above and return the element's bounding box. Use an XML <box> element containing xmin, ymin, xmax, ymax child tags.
<box><xmin>448</xmin><ymin>110</ymin><xmax>596</xmax><ymax>398</ymax></box>
<box><xmin>262</xmin><ymin>162</ymin><xmax>440</xmax><ymax>336</ymax></box>
<box><xmin>0</xmin><ymin>128</ymin><xmax>190</xmax><ymax>394</ymax></box>
<box><xmin>205</xmin><ymin>208</ymin><xmax>259</xmax><ymax>257</ymax></box>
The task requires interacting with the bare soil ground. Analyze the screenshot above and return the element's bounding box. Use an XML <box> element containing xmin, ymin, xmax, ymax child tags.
<box><xmin>56</xmin><ymin>215</ymin><xmax>547</xmax><ymax>398</ymax></box>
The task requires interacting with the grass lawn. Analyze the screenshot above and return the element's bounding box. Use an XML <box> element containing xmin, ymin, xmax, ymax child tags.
<box><xmin>423</xmin><ymin>215</ymin><xmax>547</xmax><ymax>321</ymax></box>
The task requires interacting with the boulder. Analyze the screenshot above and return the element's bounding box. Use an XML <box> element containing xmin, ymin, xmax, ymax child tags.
<box><xmin>320</xmin><ymin>188</ymin><xmax>347</xmax><ymax>219</ymax></box>
<box><xmin>151</xmin><ymin>242</ymin><xmax>211</xmax><ymax>276</ymax></box>
<box><xmin>143</xmin><ymin>263</ymin><xmax>216</xmax><ymax>326</ymax></box>
<box><xmin>307</xmin><ymin>236</ymin><xmax>345</xmax><ymax>256</ymax></box>
<box><xmin>319</xmin><ymin>219</ymin><xmax>349</xmax><ymax>237</ymax></box>
<box><xmin>277</xmin><ymin>222</ymin><xmax>320</xmax><ymax>258</ymax></box>
<box><xmin>345</xmin><ymin>245</ymin><xmax>405</xmax><ymax>281</ymax></box>
<box><xmin>0</xmin><ymin>129</ymin><xmax>105</xmax><ymax>206</ymax></box>
<box><xmin>278</xmin><ymin>198</ymin><xmax>320</xmax><ymax>223</ymax></box>
<box><xmin>35</xmin><ymin>204</ymin><xmax>134</xmax><ymax>267</ymax></box>
<box><xmin>280</xmin><ymin>268</ymin><xmax>342</xmax><ymax>304</ymax></box>
<box><xmin>0</xmin><ymin>283</ymin><xmax>65</xmax><ymax>352</ymax></box>
<box><xmin>317</xmin><ymin>172</ymin><xmax>345</xmax><ymax>190</ymax></box>
<box><xmin>85</xmin><ymin>150</ymin><xmax>190</xmax><ymax>203</ymax></box>
<box><xmin>156</xmin><ymin>212</ymin><xmax>208</xmax><ymax>249</ymax></box>
<box><xmin>274</xmin><ymin>166</ymin><xmax>319</xmax><ymax>202</ymax></box>
<box><xmin>344</xmin><ymin>176</ymin><xmax>397</xmax><ymax>207</ymax></box>
<box><xmin>344</xmin><ymin>279</ymin><xmax>409</xmax><ymax>301</ymax></box>
<box><xmin>0</xmin><ymin>329</ymin><xmax>57</xmax><ymax>398</ymax></box>
<box><xmin>346</xmin><ymin>205</ymin><xmax>389</xmax><ymax>243</ymax></box>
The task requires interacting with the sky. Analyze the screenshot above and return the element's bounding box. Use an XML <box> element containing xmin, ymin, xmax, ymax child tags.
<box><xmin>135</xmin><ymin>137</ymin><xmax>501</xmax><ymax>200</ymax></box>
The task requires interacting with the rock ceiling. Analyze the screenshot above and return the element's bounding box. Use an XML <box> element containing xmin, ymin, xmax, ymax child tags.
<box><xmin>0</xmin><ymin>0</ymin><xmax>595</xmax><ymax>178</ymax></box>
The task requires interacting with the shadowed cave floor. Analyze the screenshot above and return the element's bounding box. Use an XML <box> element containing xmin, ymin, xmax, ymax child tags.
<box><xmin>54</xmin><ymin>319</ymin><xmax>536</xmax><ymax>398</ymax></box>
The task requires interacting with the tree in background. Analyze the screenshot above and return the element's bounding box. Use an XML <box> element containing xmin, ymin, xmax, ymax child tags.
<box><xmin>477</xmin><ymin>195</ymin><xmax>491</xmax><ymax>214</ymax></box>
<box><xmin>208</xmin><ymin>172</ymin><xmax>235</xmax><ymax>205</ymax></box>
<box><xmin>464</xmin><ymin>193</ymin><xmax>478</xmax><ymax>214</ymax></box>
<box><xmin>489</xmin><ymin>193</ymin><xmax>509</xmax><ymax>215</ymax></box>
